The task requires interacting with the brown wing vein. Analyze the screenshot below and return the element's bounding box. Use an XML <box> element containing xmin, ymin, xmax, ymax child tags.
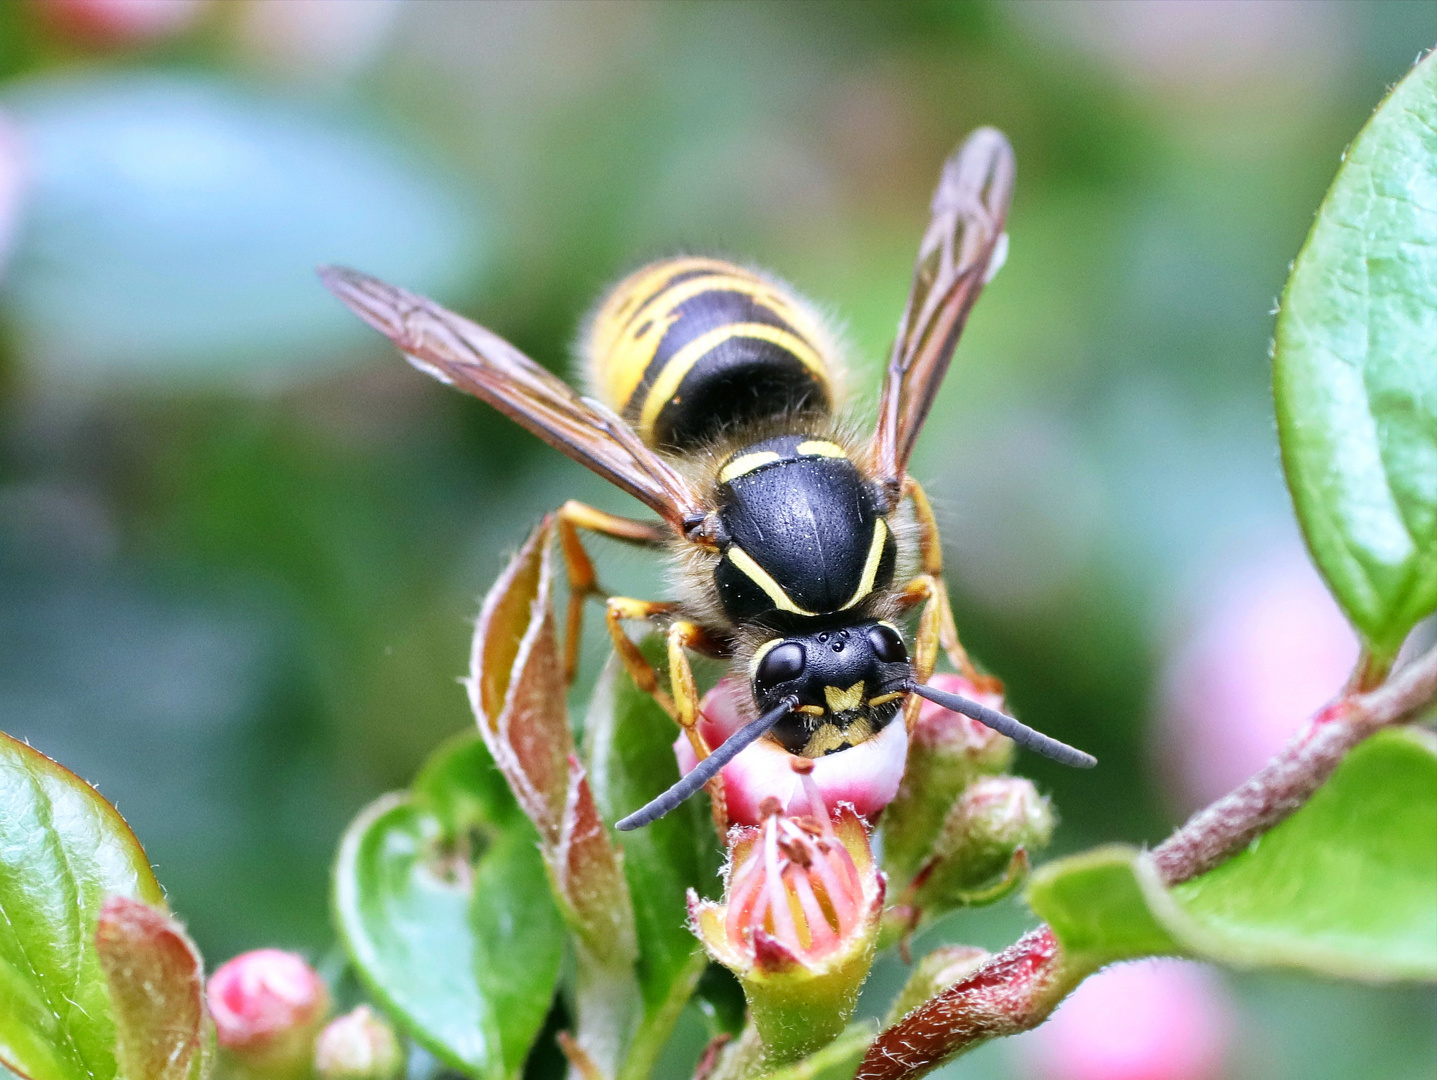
<box><xmin>318</xmin><ymin>266</ymin><xmax>701</xmax><ymax>532</ymax></box>
<box><xmin>871</xmin><ymin>127</ymin><xmax>1016</xmax><ymax>488</ymax></box>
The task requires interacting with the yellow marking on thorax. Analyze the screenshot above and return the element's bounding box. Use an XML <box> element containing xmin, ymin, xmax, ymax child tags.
<box><xmin>823</xmin><ymin>681</ymin><xmax>866</xmax><ymax>714</ymax></box>
<box><xmin>638</xmin><ymin>323</ymin><xmax>827</xmax><ymax>440</ymax></box>
<box><xmin>719</xmin><ymin>451</ymin><xmax>782</xmax><ymax>484</ymax></box>
<box><xmin>725</xmin><ymin>544</ymin><xmax>814</xmax><ymax>616</ymax></box>
<box><xmin>839</xmin><ymin>518</ymin><xmax>889</xmax><ymax>611</ymax></box>
<box><xmin>796</xmin><ymin>440</ymin><xmax>847</xmax><ymax>459</ymax></box>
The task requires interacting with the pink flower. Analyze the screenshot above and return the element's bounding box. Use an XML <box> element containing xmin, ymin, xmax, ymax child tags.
<box><xmin>1017</xmin><ymin>958</ymin><xmax>1235</xmax><ymax>1080</ymax></box>
<box><xmin>689</xmin><ymin>766</ymin><xmax>886</xmax><ymax>1060</ymax></box>
<box><xmin>208</xmin><ymin>949</ymin><xmax>331</xmax><ymax>1066</ymax></box>
<box><xmin>675</xmin><ymin>676</ymin><xmax>908</xmax><ymax>825</ymax></box>
<box><xmin>1159</xmin><ymin>547</ymin><xmax>1359</xmax><ymax>809</ymax></box>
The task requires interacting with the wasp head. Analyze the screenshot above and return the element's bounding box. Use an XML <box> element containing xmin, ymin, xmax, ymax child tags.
<box><xmin>749</xmin><ymin>621</ymin><xmax>910</xmax><ymax>756</ymax></box>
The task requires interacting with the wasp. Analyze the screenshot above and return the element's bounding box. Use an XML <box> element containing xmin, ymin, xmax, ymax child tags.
<box><xmin>321</xmin><ymin>127</ymin><xmax>1094</xmax><ymax>831</ymax></box>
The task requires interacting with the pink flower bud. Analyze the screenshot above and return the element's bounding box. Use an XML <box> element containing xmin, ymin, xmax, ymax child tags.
<box><xmin>884</xmin><ymin>673</ymin><xmax>1016</xmax><ymax>885</ymax></box>
<box><xmin>689</xmin><ymin>766</ymin><xmax>886</xmax><ymax>1063</ymax></box>
<box><xmin>1017</xmin><ymin>959</ymin><xmax>1235</xmax><ymax>1080</ymax></box>
<box><xmin>910</xmin><ymin>674</ymin><xmax>1013</xmax><ymax>769</ymax></box>
<box><xmin>209</xmin><ymin>949</ymin><xmax>331</xmax><ymax>1075</ymax></box>
<box><xmin>314</xmin><ymin>1006</ymin><xmax>404</xmax><ymax>1080</ymax></box>
<box><xmin>675</xmin><ymin>676</ymin><xmax>908</xmax><ymax>826</ymax></box>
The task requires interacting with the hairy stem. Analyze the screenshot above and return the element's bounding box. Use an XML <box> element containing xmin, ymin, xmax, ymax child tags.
<box><xmin>1152</xmin><ymin>643</ymin><xmax>1437</xmax><ymax>884</ymax></box>
<box><xmin>856</xmin><ymin>644</ymin><xmax>1437</xmax><ymax>1080</ymax></box>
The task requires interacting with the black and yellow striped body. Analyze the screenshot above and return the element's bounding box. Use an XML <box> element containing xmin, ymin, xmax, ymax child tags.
<box><xmin>590</xmin><ymin>258</ymin><xmax>901</xmax><ymax>754</ymax></box>
<box><xmin>586</xmin><ymin>257</ymin><xmax>837</xmax><ymax>451</ymax></box>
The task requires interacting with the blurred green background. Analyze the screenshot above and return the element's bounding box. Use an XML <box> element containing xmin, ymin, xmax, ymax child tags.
<box><xmin>0</xmin><ymin>2</ymin><xmax>1432</xmax><ymax>1078</ymax></box>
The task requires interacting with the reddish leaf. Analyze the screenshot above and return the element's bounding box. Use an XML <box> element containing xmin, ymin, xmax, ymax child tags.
<box><xmin>466</xmin><ymin>517</ymin><xmax>571</xmax><ymax>840</ymax></box>
<box><xmin>550</xmin><ymin>756</ymin><xmax>637</xmax><ymax>969</ymax></box>
<box><xmin>95</xmin><ymin>897</ymin><xmax>212</xmax><ymax>1080</ymax></box>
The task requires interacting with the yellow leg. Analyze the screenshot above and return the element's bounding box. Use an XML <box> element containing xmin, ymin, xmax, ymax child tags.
<box><xmin>605</xmin><ymin>602</ymin><xmax>731</xmax><ymax>832</ymax></box>
<box><xmin>668</xmin><ymin>619</ymin><xmax>730</xmax><ymax>834</ymax></box>
<box><xmin>556</xmin><ymin>500</ymin><xmax>668</xmax><ymax>684</ymax></box>
<box><xmin>898</xmin><ymin>574</ymin><xmax>944</xmax><ymax>732</ymax></box>
<box><xmin>604</xmin><ymin>597</ymin><xmax>679</xmax><ymax>718</ymax></box>
<box><xmin>902</xmin><ymin>480</ymin><xmax>979</xmax><ymax>681</ymax></box>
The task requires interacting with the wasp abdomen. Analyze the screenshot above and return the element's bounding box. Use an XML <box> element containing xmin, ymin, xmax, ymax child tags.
<box><xmin>585</xmin><ymin>257</ymin><xmax>839</xmax><ymax>451</ymax></box>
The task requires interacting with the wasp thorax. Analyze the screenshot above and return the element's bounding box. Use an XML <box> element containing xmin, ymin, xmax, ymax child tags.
<box><xmin>752</xmin><ymin>622</ymin><xmax>911</xmax><ymax>757</ymax></box>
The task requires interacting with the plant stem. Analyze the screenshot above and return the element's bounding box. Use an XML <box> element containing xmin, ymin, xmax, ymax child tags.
<box><xmin>854</xmin><ymin>644</ymin><xmax>1437</xmax><ymax>1080</ymax></box>
<box><xmin>1152</xmin><ymin>643</ymin><xmax>1437</xmax><ymax>884</ymax></box>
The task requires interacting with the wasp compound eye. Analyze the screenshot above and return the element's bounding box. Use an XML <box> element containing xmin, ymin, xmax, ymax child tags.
<box><xmin>756</xmin><ymin>641</ymin><xmax>806</xmax><ymax>690</ymax></box>
<box><xmin>867</xmin><ymin>624</ymin><xmax>907</xmax><ymax>664</ymax></box>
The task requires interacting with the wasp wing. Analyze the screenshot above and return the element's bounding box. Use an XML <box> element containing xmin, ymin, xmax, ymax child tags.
<box><xmin>319</xmin><ymin>266</ymin><xmax>704</xmax><ymax>533</ymax></box>
<box><xmin>870</xmin><ymin>127</ymin><xmax>1015</xmax><ymax>488</ymax></box>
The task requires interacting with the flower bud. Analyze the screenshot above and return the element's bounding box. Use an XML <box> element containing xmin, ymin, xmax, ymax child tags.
<box><xmin>688</xmin><ymin>765</ymin><xmax>885</xmax><ymax>1065</ymax></box>
<box><xmin>314</xmin><ymin>1006</ymin><xmax>404</xmax><ymax>1080</ymax></box>
<box><xmin>916</xmin><ymin>776</ymin><xmax>1053</xmax><ymax>906</ymax></box>
<box><xmin>676</xmin><ymin>676</ymin><xmax>908</xmax><ymax>826</ymax></box>
<box><xmin>882</xmin><ymin>674</ymin><xmax>1015</xmax><ymax>884</ymax></box>
<box><xmin>208</xmin><ymin>949</ymin><xmax>331</xmax><ymax>1079</ymax></box>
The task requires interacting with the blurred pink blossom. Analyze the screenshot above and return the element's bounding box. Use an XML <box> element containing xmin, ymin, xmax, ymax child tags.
<box><xmin>31</xmin><ymin>0</ymin><xmax>205</xmax><ymax>46</ymax></box>
<box><xmin>675</xmin><ymin>676</ymin><xmax>908</xmax><ymax>826</ymax></box>
<box><xmin>208</xmin><ymin>948</ymin><xmax>331</xmax><ymax>1063</ymax></box>
<box><xmin>1017</xmin><ymin>958</ymin><xmax>1235</xmax><ymax>1080</ymax></box>
<box><xmin>1159</xmin><ymin>547</ymin><xmax>1359</xmax><ymax>809</ymax></box>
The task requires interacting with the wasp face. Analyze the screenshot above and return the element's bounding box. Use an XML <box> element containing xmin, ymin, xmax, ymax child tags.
<box><xmin>750</xmin><ymin>621</ymin><xmax>911</xmax><ymax>757</ymax></box>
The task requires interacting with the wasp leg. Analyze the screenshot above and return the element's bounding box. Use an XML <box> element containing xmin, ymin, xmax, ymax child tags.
<box><xmin>556</xmin><ymin>500</ymin><xmax>669</xmax><ymax>684</ymax></box>
<box><xmin>902</xmin><ymin>479</ymin><xmax>980</xmax><ymax>681</ymax></box>
<box><xmin>604</xmin><ymin>597</ymin><xmax>680</xmax><ymax>718</ymax></box>
<box><xmin>668</xmin><ymin>619</ymin><xmax>730</xmax><ymax>834</ymax></box>
<box><xmin>668</xmin><ymin>619</ymin><xmax>724</xmax><ymax>760</ymax></box>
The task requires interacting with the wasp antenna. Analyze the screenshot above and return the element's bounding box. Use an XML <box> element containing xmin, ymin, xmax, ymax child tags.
<box><xmin>907</xmin><ymin>682</ymin><xmax>1096</xmax><ymax>769</ymax></box>
<box><xmin>616</xmin><ymin>696</ymin><xmax>799</xmax><ymax>831</ymax></box>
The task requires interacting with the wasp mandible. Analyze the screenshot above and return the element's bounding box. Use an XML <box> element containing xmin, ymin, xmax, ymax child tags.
<box><xmin>320</xmin><ymin>127</ymin><xmax>1094</xmax><ymax>831</ymax></box>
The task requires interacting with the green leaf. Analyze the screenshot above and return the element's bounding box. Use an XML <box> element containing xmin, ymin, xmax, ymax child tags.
<box><xmin>582</xmin><ymin>650</ymin><xmax>719</xmax><ymax>1078</ymax></box>
<box><xmin>333</xmin><ymin>734</ymin><xmax>563</xmax><ymax>1080</ymax></box>
<box><xmin>1024</xmin><ymin>846</ymin><xmax>1181</xmax><ymax>974</ymax></box>
<box><xmin>1159</xmin><ymin>727</ymin><xmax>1437</xmax><ymax>981</ymax></box>
<box><xmin>0</xmin><ymin>730</ymin><xmax>166</xmax><ymax>1080</ymax></box>
<box><xmin>1273</xmin><ymin>54</ymin><xmax>1437</xmax><ymax>658</ymax></box>
<box><xmin>95</xmin><ymin>897</ymin><xmax>213</xmax><ymax>1080</ymax></box>
<box><xmin>1027</xmin><ymin>729</ymin><xmax>1437</xmax><ymax>982</ymax></box>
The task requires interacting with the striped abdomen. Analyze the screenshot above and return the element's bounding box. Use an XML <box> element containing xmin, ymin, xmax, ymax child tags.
<box><xmin>584</xmin><ymin>257</ymin><xmax>838</xmax><ymax>451</ymax></box>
